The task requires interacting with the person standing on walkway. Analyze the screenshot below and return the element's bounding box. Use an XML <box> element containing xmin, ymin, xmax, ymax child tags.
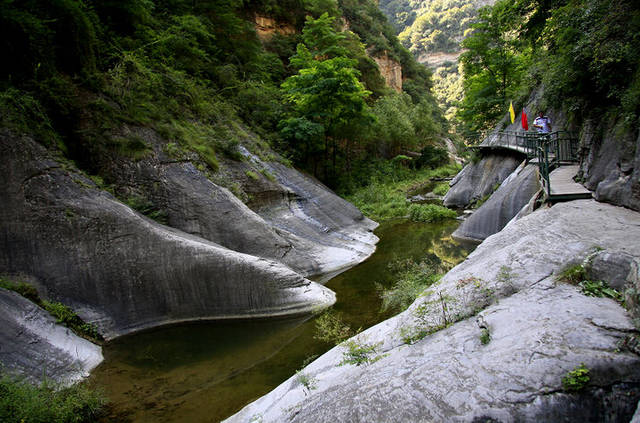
<box><xmin>533</xmin><ymin>111</ymin><xmax>552</xmax><ymax>133</ymax></box>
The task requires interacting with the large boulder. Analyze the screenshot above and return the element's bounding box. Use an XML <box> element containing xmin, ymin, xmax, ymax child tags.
<box><xmin>0</xmin><ymin>288</ymin><xmax>103</xmax><ymax>384</ymax></box>
<box><xmin>0</xmin><ymin>132</ymin><xmax>335</xmax><ymax>340</ymax></box>
<box><xmin>580</xmin><ymin>119</ymin><xmax>640</xmax><ymax>211</ymax></box>
<box><xmin>226</xmin><ymin>200</ymin><xmax>640</xmax><ymax>423</ymax></box>
<box><xmin>452</xmin><ymin>162</ymin><xmax>540</xmax><ymax>241</ymax></box>
<box><xmin>99</xmin><ymin>127</ymin><xmax>377</xmax><ymax>278</ymax></box>
<box><xmin>443</xmin><ymin>152</ymin><xmax>522</xmax><ymax>208</ymax></box>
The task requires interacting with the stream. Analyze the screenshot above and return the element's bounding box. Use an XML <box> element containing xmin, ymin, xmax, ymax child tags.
<box><xmin>91</xmin><ymin>218</ymin><xmax>475</xmax><ymax>422</ymax></box>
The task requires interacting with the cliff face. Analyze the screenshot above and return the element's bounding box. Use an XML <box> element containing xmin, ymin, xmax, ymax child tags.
<box><xmin>253</xmin><ymin>15</ymin><xmax>296</xmax><ymax>40</ymax></box>
<box><xmin>371</xmin><ymin>51</ymin><xmax>403</xmax><ymax>92</ymax></box>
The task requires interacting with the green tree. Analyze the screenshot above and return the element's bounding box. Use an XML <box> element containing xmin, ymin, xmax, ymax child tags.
<box><xmin>280</xmin><ymin>13</ymin><xmax>372</xmax><ymax>181</ymax></box>
<box><xmin>457</xmin><ymin>1</ymin><xmax>528</xmax><ymax>140</ymax></box>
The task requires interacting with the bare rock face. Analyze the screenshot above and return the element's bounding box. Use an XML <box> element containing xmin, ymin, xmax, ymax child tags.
<box><xmin>226</xmin><ymin>200</ymin><xmax>640</xmax><ymax>423</ymax></box>
<box><xmin>0</xmin><ymin>132</ymin><xmax>336</xmax><ymax>342</ymax></box>
<box><xmin>372</xmin><ymin>51</ymin><xmax>403</xmax><ymax>93</ymax></box>
<box><xmin>580</xmin><ymin>119</ymin><xmax>640</xmax><ymax>211</ymax></box>
<box><xmin>101</xmin><ymin>129</ymin><xmax>378</xmax><ymax>278</ymax></box>
<box><xmin>0</xmin><ymin>288</ymin><xmax>103</xmax><ymax>384</ymax></box>
<box><xmin>253</xmin><ymin>14</ymin><xmax>296</xmax><ymax>40</ymax></box>
<box><xmin>443</xmin><ymin>152</ymin><xmax>522</xmax><ymax>208</ymax></box>
<box><xmin>452</xmin><ymin>162</ymin><xmax>540</xmax><ymax>241</ymax></box>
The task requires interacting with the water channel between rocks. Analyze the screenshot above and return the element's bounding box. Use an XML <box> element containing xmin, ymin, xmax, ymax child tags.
<box><xmin>91</xmin><ymin>218</ymin><xmax>476</xmax><ymax>423</ymax></box>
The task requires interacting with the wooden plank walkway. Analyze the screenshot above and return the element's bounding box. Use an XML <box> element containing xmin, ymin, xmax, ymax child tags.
<box><xmin>548</xmin><ymin>165</ymin><xmax>592</xmax><ymax>201</ymax></box>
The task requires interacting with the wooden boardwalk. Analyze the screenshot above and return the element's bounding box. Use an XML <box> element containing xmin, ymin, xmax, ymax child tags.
<box><xmin>548</xmin><ymin>165</ymin><xmax>592</xmax><ymax>202</ymax></box>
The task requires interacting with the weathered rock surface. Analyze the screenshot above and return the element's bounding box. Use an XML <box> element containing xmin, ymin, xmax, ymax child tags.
<box><xmin>580</xmin><ymin>119</ymin><xmax>640</xmax><ymax>211</ymax></box>
<box><xmin>226</xmin><ymin>200</ymin><xmax>640</xmax><ymax>423</ymax></box>
<box><xmin>371</xmin><ymin>51</ymin><xmax>402</xmax><ymax>92</ymax></box>
<box><xmin>0</xmin><ymin>132</ymin><xmax>336</xmax><ymax>342</ymax></box>
<box><xmin>102</xmin><ymin>128</ymin><xmax>377</xmax><ymax>278</ymax></box>
<box><xmin>443</xmin><ymin>151</ymin><xmax>522</xmax><ymax>208</ymax></box>
<box><xmin>452</xmin><ymin>162</ymin><xmax>540</xmax><ymax>241</ymax></box>
<box><xmin>0</xmin><ymin>288</ymin><xmax>103</xmax><ymax>384</ymax></box>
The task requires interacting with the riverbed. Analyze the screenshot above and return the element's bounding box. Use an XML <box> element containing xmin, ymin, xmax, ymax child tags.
<box><xmin>91</xmin><ymin>219</ymin><xmax>475</xmax><ymax>422</ymax></box>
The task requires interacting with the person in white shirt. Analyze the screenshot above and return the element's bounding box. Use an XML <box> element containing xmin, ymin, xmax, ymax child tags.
<box><xmin>533</xmin><ymin>111</ymin><xmax>552</xmax><ymax>133</ymax></box>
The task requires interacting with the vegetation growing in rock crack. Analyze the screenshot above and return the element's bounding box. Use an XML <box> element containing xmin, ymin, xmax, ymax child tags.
<box><xmin>562</xmin><ymin>363</ymin><xmax>590</xmax><ymax>392</ymax></box>
<box><xmin>339</xmin><ymin>339</ymin><xmax>385</xmax><ymax>366</ymax></box>
<box><xmin>295</xmin><ymin>371</ymin><xmax>318</xmax><ymax>396</ymax></box>
<box><xmin>557</xmin><ymin>264</ymin><xmax>622</xmax><ymax>302</ymax></box>
<box><xmin>479</xmin><ymin>327</ymin><xmax>491</xmax><ymax>345</ymax></box>
<box><xmin>0</xmin><ymin>277</ymin><xmax>102</xmax><ymax>342</ymax></box>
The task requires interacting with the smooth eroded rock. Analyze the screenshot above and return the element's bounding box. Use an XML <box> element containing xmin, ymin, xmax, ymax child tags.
<box><xmin>226</xmin><ymin>200</ymin><xmax>640</xmax><ymax>423</ymax></box>
<box><xmin>0</xmin><ymin>288</ymin><xmax>103</xmax><ymax>384</ymax></box>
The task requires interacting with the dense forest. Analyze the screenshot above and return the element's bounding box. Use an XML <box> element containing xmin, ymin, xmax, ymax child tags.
<box><xmin>379</xmin><ymin>0</ymin><xmax>640</xmax><ymax>142</ymax></box>
<box><xmin>0</xmin><ymin>0</ymin><xmax>451</xmax><ymax>194</ymax></box>
<box><xmin>456</xmin><ymin>0</ymin><xmax>640</xmax><ymax>140</ymax></box>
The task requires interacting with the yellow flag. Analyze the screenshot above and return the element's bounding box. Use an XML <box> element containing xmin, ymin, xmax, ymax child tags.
<box><xmin>509</xmin><ymin>101</ymin><xmax>515</xmax><ymax>124</ymax></box>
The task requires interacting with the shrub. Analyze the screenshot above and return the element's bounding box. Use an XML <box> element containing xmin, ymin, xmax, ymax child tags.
<box><xmin>378</xmin><ymin>259</ymin><xmax>442</xmax><ymax>313</ymax></box>
<box><xmin>408</xmin><ymin>203</ymin><xmax>457</xmax><ymax>223</ymax></box>
<box><xmin>314</xmin><ymin>310</ymin><xmax>356</xmax><ymax>345</ymax></box>
<box><xmin>432</xmin><ymin>182</ymin><xmax>449</xmax><ymax>196</ymax></box>
<box><xmin>0</xmin><ymin>373</ymin><xmax>106</xmax><ymax>423</ymax></box>
<box><xmin>480</xmin><ymin>328</ymin><xmax>491</xmax><ymax>345</ymax></box>
<box><xmin>339</xmin><ymin>339</ymin><xmax>383</xmax><ymax>366</ymax></box>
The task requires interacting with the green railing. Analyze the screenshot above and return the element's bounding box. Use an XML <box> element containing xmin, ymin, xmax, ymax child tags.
<box><xmin>486</xmin><ymin>130</ymin><xmax>580</xmax><ymax>197</ymax></box>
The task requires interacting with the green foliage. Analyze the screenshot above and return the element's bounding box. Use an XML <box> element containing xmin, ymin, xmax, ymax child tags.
<box><xmin>540</xmin><ymin>0</ymin><xmax>640</xmax><ymax>121</ymax></box>
<box><xmin>558</xmin><ymin>264</ymin><xmax>588</xmax><ymax>284</ymax></box>
<box><xmin>415</xmin><ymin>145</ymin><xmax>449</xmax><ymax>169</ymax></box>
<box><xmin>345</xmin><ymin>163</ymin><xmax>460</xmax><ymax>219</ymax></box>
<box><xmin>0</xmin><ymin>89</ymin><xmax>61</xmax><ymax>146</ymax></box>
<box><xmin>557</xmin><ymin>263</ymin><xmax>622</xmax><ymax>301</ymax></box>
<box><xmin>457</xmin><ymin>1</ymin><xmax>530</xmax><ymax>139</ymax></box>
<box><xmin>42</xmin><ymin>301</ymin><xmax>102</xmax><ymax>341</ymax></box>
<box><xmin>579</xmin><ymin>280</ymin><xmax>623</xmax><ymax>302</ymax></box>
<box><xmin>432</xmin><ymin>182</ymin><xmax>449</xmax><ymax>196</ymax></box>
<box><xmin>408</xmin><ymin>203</ymin><xmax>457</xmax><ymax>223</ymax></box>
<box><xmin>295</xmin><ymin>371</ymin><xmax>318</xmax><ymax>395</ymax></box>
<box><xmin>314</xmin><ymin>310</ymin><xmax>357</xmax><ymax>344</ymax></box>
<box><xmin>378</xmin><ymin>259</ymin><xmax>442</xmax><ymax>312</ymax></box>
<box><xmin>562</xmin><ymin>363</ymin><xmax>590</xmax><ymax>392</ymax></box>
<box><xmin>0</xmin><ymin>373</ymin><xmax>106</xmax><ymax>423</ymax></box>
<box><xmin>479</xmin><ymin>327</ymin><xmax>491</xmax><ymax>345</ymax></box>
<box><xmin>1</xmin><ymin>275</ymin><xmax>102</xmax><ymax>342</ymax></box>
<box><xmin>245</xmin><ymin>170</ymin><xmax>260</xmax><ymax>181</ymax></box>
<box><xmin>0</xmin><ymin>277</ymin><xmax>40</xmax><ymax>304</ymax></box>
<box><xmin>339</xmin><ymin>339</ymin><xmax>383</xmax><ymax>366</ymax></box>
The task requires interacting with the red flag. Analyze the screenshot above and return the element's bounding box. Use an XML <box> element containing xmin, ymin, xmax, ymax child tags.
<box><xmin>521</xmin><ymin>109</ymin><xmax>529</xmax><ymax>131</ymax></box>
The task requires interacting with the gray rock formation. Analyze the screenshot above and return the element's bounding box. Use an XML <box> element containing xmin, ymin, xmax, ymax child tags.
<box><xmin>452</xmin><ymin>162</ymin><xmax>540</xmax><ymax>241</ymax></box>
<box><xmin>0</xmin><ymin>132</ymin><xmax>336</xmax><ymax>342</ymax></box>
<box><xmin>100</xmin><ymin>128</ymin><xmax>377</xmax><ymax>277</ymax></box>
<box><xmin>0</xmin><ymin>288</ymin><xmax>103</xmax><ymax>384</ymax></box>
<box><xmin>580</xmin><ymin>119</ymin><xmax>640</xmax><ymax>211</ymax></box>
<box><xmin>226</xmin><ymin>200</ymin><xmax>640</xmax><ymax>423</ymax></box>
<box><xmin>443</xmin><ymin>152</ymin><xmax>522</xmax><ymax>208</ymax></box>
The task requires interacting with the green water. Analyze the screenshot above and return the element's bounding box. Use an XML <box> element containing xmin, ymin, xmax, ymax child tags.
<box><xmin>91</xmin><ymin>219</ymin><xmax>475</xmax><ymax>423</ymax></box>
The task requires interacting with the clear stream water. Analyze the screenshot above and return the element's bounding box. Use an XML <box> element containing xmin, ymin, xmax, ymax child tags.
<box><xmin>91</xmin><ymin>219</ymin><xmax>475</xmax><ymax>423</ymax></box>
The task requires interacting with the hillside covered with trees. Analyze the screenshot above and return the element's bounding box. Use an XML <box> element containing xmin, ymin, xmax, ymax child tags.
<box><xmin>457</xmin><ymin>0</ymin><xmax>640</xmax><ymax>140</ymax></box>
<box><xmin>0</xmin><ymin>0</ymin><xmax>450</xmax><ymax>194</ymax></box>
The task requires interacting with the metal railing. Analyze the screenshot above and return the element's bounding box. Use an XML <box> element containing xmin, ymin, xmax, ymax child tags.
<box><xmin>478</xmin><ymin>130</ymin><xmax>580</xmax><ymax>197</ymax></box>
